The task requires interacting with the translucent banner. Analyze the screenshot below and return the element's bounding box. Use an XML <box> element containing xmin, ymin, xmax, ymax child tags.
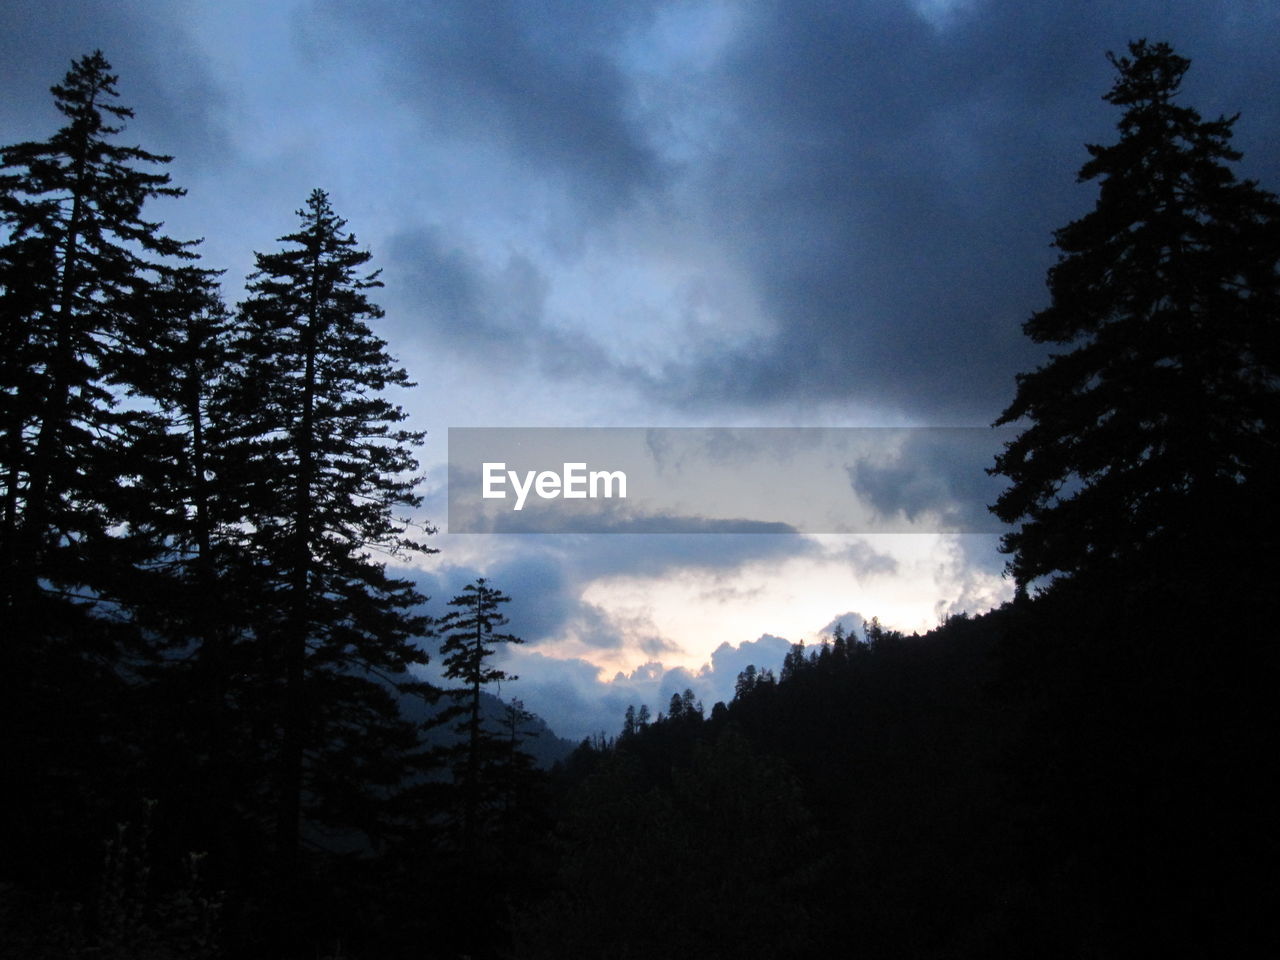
<box><xmin>447</xmin><ymin>427</ymin><xmax>1015</xmax><ymax>534</ymax></box>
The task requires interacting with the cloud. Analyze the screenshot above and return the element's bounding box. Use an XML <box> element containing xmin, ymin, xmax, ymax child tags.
<box><xmin>317</xmin><ymin>0</ymin><xmax>1280</xmax><ymax>430</ymax></box>
<box><xmin>406</xmin><ymin>531</ymin><xmax>837</xmax><ymax>651</ymax></box>
<box><xmin>305</xmin><ymin>0</ymin><xmax>1280</xmax><ymax>431</ymax></box>
<box><xmin>11</xmin><ymin>3</ymin><xmax>1278</xmax><ymax>437</ymax></box>
<box><xmin>500</xmin><ymin>632</ymin><xmax>796</xmax><ymax>740</ymax></box>
<box><xmin>386</xmin><ymin>226</ymin><xmax>631</xmax><ymax>385</ymax></box>
<box><xmin>465</xmin><ymin>650</ymin><xmax>627</xmax><ymax>741</ymax></box>
<box><xmin>705</xmin><ymin>633</ymin><xmax>792</xmax><ymax>687</ymax></box>
<box><xmin>310</xmin><ymin>0</ymin><xmax>668</xmax><ymax>216</ymax></box>
<box><xmin>387</xmin><ymin>227</ymin><xmax>543</xmax><ymax>358</ymax></box>
<box><xmin>450</xmin><ymin>502</ymin><xmax>801</xmax><ymax>535</ymax></box>
<box><xmin>0</xmin><ymin>0</ymin><xmax>230</xmax><ymax>169</ymax></box>
<box><xmin>832</xmin><ymin>540</ymin><xmax>899</xmax><ymax>578</ymax></box>
<box><xmin>820</xmin><ymin>611</ymin><xmax>868</xmax><ymax>640</ymax></box>
<box><xmin>847</xmin><ymin>428</ymin><xmax>1012</xmax><ymax>532</ymax></box>
<box><xmin>639</xmin><ymin>0</ymin><xmax>1280</xmax><ymax>422</ymax></box>
<box><xmin>931</xmin><ymin>533</ymin><xmax>1012</xmax><ymax>619</ymax></box>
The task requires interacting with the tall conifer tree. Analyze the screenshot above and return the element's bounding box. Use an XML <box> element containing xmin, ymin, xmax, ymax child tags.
<box><xmin>227</xmin><ymin>189</ymin><xmax>436</xmax><ymax>883</ymax></box>
<box><xmin>0</xmin><ymin>51</ymin><xmax>199</xmax><ymax>877</ymax></box>
<box><xmin>992</xmin><ymin>40</ymin><xmax>1280</xmax><ymax>588</ymax></box>
<box><xmin>129</xmin><ymin>264</ymin><xmax>258</xmax><ymax>867</ymax></box>
<box><xmin>437</xmin><ymin>577</ymin><xmax>524</xmax><ymax>852</ymax></box>
<box><xmin>0</xmin><ymin>51</ymin><xmax>195</xmax><ymax>620</ymax></box>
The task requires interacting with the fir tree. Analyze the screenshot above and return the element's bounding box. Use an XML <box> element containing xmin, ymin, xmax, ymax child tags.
<box><xmin>668</xmin><ymin>691</ymin><xmax>686</xmax><ymax>721</ymax></box>
<box><xmin>831</xmin><ymin>623</ymin><xmax>849</xmax><ymax>663</ymax></box>
<box><xmin>126</xmin><ymin>265</ymin><xmax>269</xmax><ymax>874</ymax></box>
<box><xmin>0</xmin><ymin>51</ymin><xmax>199</xmax><ymax>883</ymax></box>
<box><xmin>781</xmin><ymin>640</ymin><xmax>807</xmax><ymax>681</ymax></box>
<box><xmin>226</xmin><ymin>189</ymin><xmax>436</xmax><ymax>886</ymax></box>
<box><xmin>991</xmin><ymin>40</ymin><xmax>1280</xmax><ymax>588</ymax></box>
<box><xmin>681</xmin><ymin>688</ymin><xmax>702</xmax><ymax>720</ymax></box>
<box><xmin>437</xmin><ymin>577</ymin><xmax>524</xmax><ymax>852</ymax></box>
<box><xmin>0</xmin><ymin>51</ymin><xmax>195</xmax><ymax>619</ymax></box>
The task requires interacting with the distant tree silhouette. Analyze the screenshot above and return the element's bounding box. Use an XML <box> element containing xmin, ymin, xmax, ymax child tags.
<box><xmin>682</xmin><ymin>687</ymin><xmax>702</xmax><ymax>720</ymax></box>
<box><xmin>661</xmin><ymin>688</ymin><xmax>702</xmax><ymax>724</ymax></box>
<box><xmin>437</xmin><ymin>577</ymin><xmax>525</xmax><ymax>852</ymax></box>
<box><xmin>992</xmin><ymin>39</ymin><xmax>1280</xmax><ymax>588</ymax></box>
<box><xmin>831</xmin><ymin>623</ymin><xmax>849</xmax><ymax>663</ymax></box>
<box><xmin>622</xmin><ymin>704</ymin><xmax>638</xmax><ymax>738</ymax></box>
<box><xmin>863</xmin><ymin>615</ymin><xmax>902</xmax><ymax>648</ymax></box>
<box><xmin>667</xmin><ymin>691</ymin><xmax>684</xmax><ymax>720</ymax></box>
<box><xmin>781</xmin><ymin>639</ymin><xmax>808</xmax><ymax>681</ymax></box>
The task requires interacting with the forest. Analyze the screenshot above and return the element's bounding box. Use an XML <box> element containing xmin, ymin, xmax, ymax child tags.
<box><xmin>1</xmin><ymin>40</ymin><xmax>1276</xmax><ymax>958</ymax></box>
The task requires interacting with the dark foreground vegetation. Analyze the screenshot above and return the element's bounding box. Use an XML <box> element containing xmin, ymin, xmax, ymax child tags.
<box><xmin>2</xmin><ymin>40</ymin><xmax>1276</xmax><ymax>958</ymax></box>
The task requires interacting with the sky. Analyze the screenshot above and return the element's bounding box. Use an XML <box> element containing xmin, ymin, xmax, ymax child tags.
<box><xmin>4</xmin><ymin>0</ymin><xmax>1279</xmax><ymax>739</ymax></box>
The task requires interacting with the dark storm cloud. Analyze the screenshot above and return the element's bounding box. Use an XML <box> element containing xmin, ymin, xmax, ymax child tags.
<box><xmin>502</xmin><ymin>652</ymin><xmax>632</xmax><ymax>740</ymax></box>
<box><xmin>410</xmin><ymin>551</ymin><xmax>584</xmax><ymax>649</ymax></box>
<box><xmin>310</xmin><ymin>0</ymin><xmax>667</xmax><ymax>213</ymax></box>
<box><xmin>831</xmin><ymin>541</ymin><xmax>898</xmax><ymax>578</ymax></box>
<box><xmin>657</xmin><ymin>0</ymin><xmax>1280</xmax><ymax>422</ymax></box>
<box><xmin>1</xmin><ymin>0</ymin><xmax>229</xmax><ymax>169</ymax></box>
<box><xmin>319</xmin><ymin>1</ymin><xmax>1280</xmax><ymax>427</ymax></box>
<box><xmin>411</xmin><ymin>551</ymin><xmax>625</xmax><ymax>652</ymax></box>
<box><xmin>386</xmin><ymin>226</ymin><xmax>626</xmax><ymax>379</ymax></box>
<box><xmin>847</xmin><ymin>427</ymin><xmax>1015</xmax><ymax>532</ymax></box>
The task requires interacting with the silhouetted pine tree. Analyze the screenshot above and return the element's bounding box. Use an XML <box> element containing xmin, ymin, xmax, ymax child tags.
<box><xmin>831</xmin><ymin>623</ymin><xmax>849</xmax><ymax>663</ymax></box>
<box><xmin>622</xmin><ymin>704</ymin><xmax>638</xmax><ymax>738</ymax></box>
<box><xmin>436</xmin><ymin>577</ymin><xmax>525</xmax><ymax>852</ymax></box>
<box><xmin>123</xmin><ymin>264</ymin><xmax>272</xmax><ymax>882</ymax></box>
<box><xmin>0</xmin><ymin>51</ymin><xmax>199</xmax><ymax>884</ymax></box>
<box><xmin>986</xmin><ymin>45</ymin><xmax>1279</xmax><ymax>953</ymax></box>
<box><xmin>0</xmin><ymin>50</ymin><xmax>196</xmax><ymax>619</ymax></box>
<box><xmin>667</xmin><ymin>691</ymin><xmax>685</xmax><ymax>721</ymax></box>
<box><xmin>734</xmin><ymin>663</ymin><xmax>759</xmax><ymax>701</ymax></box>
<box><xmin>991</xmin><ymin>39</ymin><xmax>1280</xmax><ymax>589</ymax></box>
<box><xmin>224</xmin><ymin>189</ymin><xmax>436</xmax><ymax>897</ymax></box>
<box><xmin>781</xmin><ymin>639</ymin><xmax>807</xmax><ymax>681</ymax></box>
